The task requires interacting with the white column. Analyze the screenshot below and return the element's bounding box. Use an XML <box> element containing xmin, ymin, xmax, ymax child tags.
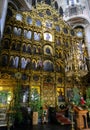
<box><xmin>0</xmin><ymin>0</ymin><xmax>8</xmax><ymax>39</ymax></box>
<box><xmin>85</xmin><ymin>24</ymin><xmax>90</xmax><ymax>57</ymax></box>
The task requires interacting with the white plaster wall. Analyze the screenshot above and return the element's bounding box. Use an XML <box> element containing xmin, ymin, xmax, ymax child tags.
<box><xmin>56</xmin><ymin>0</ymin><xmax>90</xmax><ymax>22</ymax></box>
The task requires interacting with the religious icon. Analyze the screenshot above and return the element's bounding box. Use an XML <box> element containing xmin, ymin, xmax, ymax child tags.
<box><xmin>44</xmin><ymin>33</ymin><xmax>52</xmax><ymax>41</ymax></box>
<box><xmin>58</xmin><ymin>89</ymin><xmax>64</xmax><ymax>102</ymax></box>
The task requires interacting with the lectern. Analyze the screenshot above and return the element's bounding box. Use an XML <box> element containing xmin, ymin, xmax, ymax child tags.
<box><xmin>74</xmin><ymin>106</ymin><xmax>88</xmax><ymax>130</ymax></box>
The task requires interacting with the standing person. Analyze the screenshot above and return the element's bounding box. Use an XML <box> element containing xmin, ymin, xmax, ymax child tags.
<box><xmin>42</xmin><ymin>105</ymin><xmax>48</xmax><ymax>124</ymax></box>
<box><xmin>27</xmin><ymin>105</ymin><xmax>33</xmax><ymax>126</ymax></box>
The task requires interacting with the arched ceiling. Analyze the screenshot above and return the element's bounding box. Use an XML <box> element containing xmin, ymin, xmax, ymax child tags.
<box><xmin>9</xmin><ymin>0</ymin><xmax>31</xmax><ymax>11</ymax></box>
<box><xmin>67</xmin><ymin>17</ymin><xmax>89</xmax><ymax>27</ymax></box>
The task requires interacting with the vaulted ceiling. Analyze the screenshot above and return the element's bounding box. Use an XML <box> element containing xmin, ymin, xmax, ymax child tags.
<box><xmin>67</xmin><ymin>17</ymin><xmax>89</xmax><ymax>27</ymax></box>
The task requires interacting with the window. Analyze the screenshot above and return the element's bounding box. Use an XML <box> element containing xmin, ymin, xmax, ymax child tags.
<box><xmin>77</xmin><ymin>0</ymin><xmax>79</xmax><ymax>3</ymax></box>
<box><xmin>67</xmin><ymin>0</ymin><xmax>75</xmax><ymax>6</ymax></box>
<box><xmin>7</xmin><ymin>8</ymin><xmax>13</xmax><ymax>17</ymax></box>
<box><xmin>70</xmin><ymin>0</ymin><xmax>74</xmax><ymax>6</ymax></box>
<box><xmin>70</xmin><ymin>7</ymin><xmax>77</xmax><ymax>15</ymax></box>
<box><xmin>26</xmin><ymin>0</ymin><xmax>30</xmax><ymax>3</ymax></box>
<box><xmin>67</xmin><ymin>0</ymin><xmax>69</xmax><ymax>5</ymax></box>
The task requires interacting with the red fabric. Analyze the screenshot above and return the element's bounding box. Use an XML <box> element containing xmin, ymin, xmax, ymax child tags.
<box><xmin>80</xmin><ymin>97</ymin><xmax>86</xmax><ymax>105</ymax></box>
<box><xmin>56</xmin><ymin>112</ymin><xmax>71</xmax><ymax>125</ymax></box>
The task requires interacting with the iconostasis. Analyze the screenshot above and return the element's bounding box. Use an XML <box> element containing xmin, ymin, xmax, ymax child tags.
<box><xmin>0</xmin><ymin>3</ymin><xmax>86</xmax><ymax>107</ymax></box>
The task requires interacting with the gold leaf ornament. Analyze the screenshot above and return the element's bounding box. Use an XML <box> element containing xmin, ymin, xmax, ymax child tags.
<box><xmin>15</xmin><ymin>72</ymin><xmax>22</xmax><ymax>79</ymax></box>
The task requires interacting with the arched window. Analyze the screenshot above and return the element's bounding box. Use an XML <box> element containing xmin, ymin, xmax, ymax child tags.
<box><xmin>37</xmin><ymin>0</ymin><xmax>42</xmax><ymax>3</ymax></box>
<box><xmin>45</xmin><ymin>0</ymin><xmax>51</xmax><ymax>5</ymax></box>
<box><xmin>7</xmin><ymin>8</ymin><xmax>13</xmax><ymax>17</ymax></box>
<box><xmin>69</xmin><ymin>0</ymin><xmax>75</xmax><ymax>6</ymax></box>
<box><xmin>67</xmin><ymin>0</ymin><xmax>75</xmax><ymax>6</ymax></box>
<box><xmin>77</xmin><ymin>0</ymin><xmax>79</xmax><ymax>3</ymax></box>
<box><xmin>67</xmin><ymin>0</ymin><xmax>69</xmax><ymax>5</ymax></box>
<box><xmin>59</xmin><ymin>7</ymin><xmax>63</xmax><ymax>17</ymax></box>
<box><xmin>55</xmin><ymin>1</ymin><xmax>58</xmax><ymax>10</ymax></box>
<box><xmin>32</xmin><ymin>0</ymin><xmax>36</xmax><ymax>7</ymax></box>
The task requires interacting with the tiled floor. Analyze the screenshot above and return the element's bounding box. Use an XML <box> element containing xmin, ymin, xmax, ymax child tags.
<box><xmin>29</xmin><ymin>123</ymin><xmax>71</xmax><ymax>130</ymax></box>
<box><xmin>0</xmin><ymin>123</ymin><xmax>71</xmax><ymax>130</ymax></box>
<box><xmin>0</xmin><ymin>119</ymin><xmax>90</xmax><ymax>130</ymax></box>
<box><xmin>1</xmin><ymin>122</ymin><xmax>90</xmax><ymax>130</ymax></box>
